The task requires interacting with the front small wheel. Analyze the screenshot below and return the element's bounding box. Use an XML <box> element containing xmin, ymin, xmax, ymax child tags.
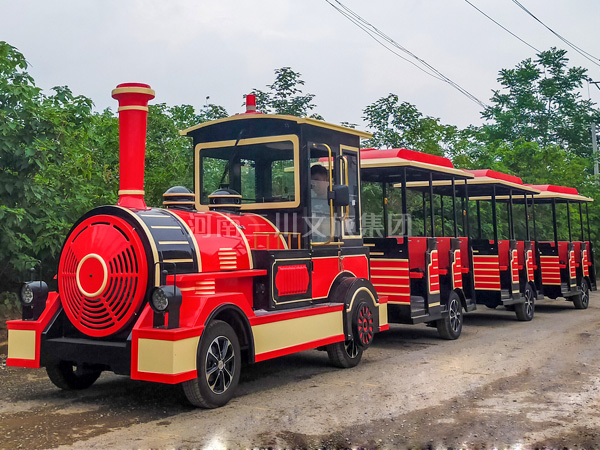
<box><xmin>326</xmin><ymin>339</ymin><xmax>363</xmax><ymax>368</ymax></box>
<box><xmin>515</xmin><ymin>284</ymin><xmax>535</xmax><ymax>321</ymax></box>
<box><xmin>46</xmin><ymin>361</ymin><xmax>101</xmax><ymax>390</ymax></box>
<box><xmin>574</xmin><ymin>279</ymin><xmax>590</xmax><ymax>310</ymax></box>
<box><xmin>182</xmin><ymin>320</ymin><xmax>241</xmax><ymax>408</ymax></box>
<box><xmin>436</xmin><ymin>292</ymin><xmax>462</xmax><ymax>340</ymax></box>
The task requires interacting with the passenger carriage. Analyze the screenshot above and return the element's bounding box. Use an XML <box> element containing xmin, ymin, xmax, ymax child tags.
<box><xmin>527</xmin><ymin>184</ymin><xmax>596</xmax><ymax>309</ymax></box>
<box><xmin>462</xmin><ymin>169</ymin><xmax>540</xmax><ymax>320</ymax></box>
<box><xmin>360</xmin><ymin>148</ymin><xmax>476</xmax><ymax>340</ymax></box>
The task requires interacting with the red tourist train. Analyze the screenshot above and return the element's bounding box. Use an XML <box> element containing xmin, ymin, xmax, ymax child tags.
<box><xmin>6</xmin><ymin>84</ymin><xmax>597</xmax><ymax>407</ymax></box>
<box><xmin>7</xmin><ymin>84</ymin><xmax>388</xmax><ymax>408</ymax></box>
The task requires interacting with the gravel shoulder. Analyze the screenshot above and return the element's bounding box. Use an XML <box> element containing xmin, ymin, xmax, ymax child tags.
<box><xmin>1</xmin><ymin>293</ymin><xmax>600</xmax><ymax>449</ymax></box>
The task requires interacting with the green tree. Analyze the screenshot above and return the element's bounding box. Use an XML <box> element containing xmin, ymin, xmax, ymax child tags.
<box><xmin>0</xmin><ymin>41</ymin><xmax>228</xmax><ymax>296</ymax></box>
<box><xmin>361</xmin><ymin>93</ymin><xmax>469</xmax><ymax>158</ymax></box>
<box><xmin>250</xmin><ymin>67</ymin><xmax>322</xmax><ymax>118</ymax></box>
<box><xmin>482</xmin><ymin>48</ymin><xmax>600</xmax><ymax>163</ymax></box>
<box><xmin>144</xmin><ymin>102</ymin><xmax>228</xmax><ymax>205</ymax></box>
<box><xmin>0</xmin><ymin>41</ymin><xmax>118</xmax><ymax>291</ymax></box>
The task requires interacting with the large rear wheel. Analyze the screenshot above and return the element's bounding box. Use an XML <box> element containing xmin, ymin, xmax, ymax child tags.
<box><xmin>46</xmin><ymin>361</ymin><xmax>101</xmax><ymax>390</ymax></box>
<box><xmin>326</xmin><ymin>339</ymin><xmax>363</xmax><ymax>368</ymax></box>
<box><xmin>182</xmin><ymin>320</ymin><xmax>241</xmax><ymax>408</ymax></box>
<box><xmin>436</xmin><ymin>292</ymin><xmax>462</xmax><ymax>340</ymax></box>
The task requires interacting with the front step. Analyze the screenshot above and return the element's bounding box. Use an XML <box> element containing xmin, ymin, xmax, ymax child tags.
<box><xmin>410</xmin><ymin>296</ymin><xmax>426</xmax><ymax>318</ymax></box>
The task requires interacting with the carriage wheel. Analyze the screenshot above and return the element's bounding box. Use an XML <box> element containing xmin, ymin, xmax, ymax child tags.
<box><xmin>515</xmin><ymin>284</ymin><xmax>535</xmax><ymax>321</ymax></box>
<box><xmin>574</xmin><ymin>279</ymin><xmax>590</xmax><ymax>310</ymax></box>
<box><xmin>436</xmin><ymin>291</ymin><xmax>462</xmax><ymax>340</ymax></box>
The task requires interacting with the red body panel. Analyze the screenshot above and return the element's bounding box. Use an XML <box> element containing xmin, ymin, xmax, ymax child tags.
<box><xmin>6</xmin><ymin>293</ymin><xmax>61</xmax><ymax>368</ymax></box>
<box><xmin>428</xmin><ymin>250</ymin><xmax>440</xmax><ymax>294</ymax></box>
<box><xmin>370</xmin><ymin>259</ymin><xmax>410</xmax><ymax>304</ymax></box>
<box><xmin>275</xmin><ymin>265</ymin><xmax>310</xmax><ymax>296</ymax></box>
<box><xmin>473</xmin><ymin>255</ymin><xmax>501</xmax><ymax>290</ymax></box>
<box><xmin>452</xmin><ymin>249</ymin><xmax>463</xmax><ymax>289</ymax></box>
<box><xmin>540</xmin><ymin>255</ymin><xmax>561</xmax><ymax>285</ymax></box>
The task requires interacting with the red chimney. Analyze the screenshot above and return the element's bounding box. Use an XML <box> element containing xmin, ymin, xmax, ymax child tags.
<box><xmin>111</xmin><ymin>83</ymin><xmax>155</xmax><ymax>209</ymax></box>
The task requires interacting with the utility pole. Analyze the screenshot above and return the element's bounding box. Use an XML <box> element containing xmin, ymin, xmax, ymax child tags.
<box><xmin>593</xmin><ymin>122</ymin><xmax>599</xmax><ymax>177</ymax></box>
<box><xmin>588</xmin><ymin>80</ymin><xmax>599</xmax><ymax>179</ymax></box>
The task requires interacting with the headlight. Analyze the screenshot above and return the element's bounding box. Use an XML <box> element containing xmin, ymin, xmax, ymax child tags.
<box><xmin>20</xmin><ymin>284</ymin><xmax>34</xmax><ymax>305</ymax></box>
<box><xmin>19</xmin><ymin>281</ymin><xmax>48</xmax><ymax>306</ymax></box>
<box><xmin>149</xmin><ymin>285</ymin><xmax>183</xmax><ymax>329</ymax></box>
<box><xmin>151</xmin><ymin>287</ymin><xmax>169</xmax><ymax>312</ymax></box>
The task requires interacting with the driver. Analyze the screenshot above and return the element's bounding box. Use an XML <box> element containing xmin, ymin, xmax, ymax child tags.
<box><xmin>310</xmin><ymin>164</ymin><xmax>331</xmax><ymax>242</ymax></box>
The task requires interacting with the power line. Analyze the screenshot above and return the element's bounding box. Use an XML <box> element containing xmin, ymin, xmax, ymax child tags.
<box><xmin>323</xmin><ymin>2</ymin><xmax>445</xmax><ymax>82</ymax></box>
<box><xmin>510</xmin><ymin>0</ymin><xmax>600</xmax><ymax>67</ymax></box>
<box><xmin>463</xmin><ymin>0</ymin><xmax>540</xmax><ymax>53</ymax></box>
<box><xmin>324</xmin><ymin>0</ymin><xmax>489</xmax><ymax>109</ymax></box>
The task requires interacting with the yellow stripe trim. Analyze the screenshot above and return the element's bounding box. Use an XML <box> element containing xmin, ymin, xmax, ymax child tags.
<box><xmin>118</xmin><ymin>105</ymin><xmax>148</xmax><ymax>112</ymax></box>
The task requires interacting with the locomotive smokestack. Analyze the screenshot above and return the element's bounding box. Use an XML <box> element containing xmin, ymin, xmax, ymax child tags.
<box><xmin>111</xmin><ymin>83</ymin><xmax>155</xmax><ymax>209</ymax></box>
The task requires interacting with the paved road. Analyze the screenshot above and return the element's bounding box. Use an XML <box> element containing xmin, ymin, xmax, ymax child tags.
<box><xmin>1</xmin><ymin>293</ymin><xmax>600</xmax><ymax>449</ymax></box>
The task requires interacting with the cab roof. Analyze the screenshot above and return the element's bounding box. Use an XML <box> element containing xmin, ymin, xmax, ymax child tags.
<box><xmin>179</xmin><ymin>113</ymin><xmax>373</xmax><ymax>139</ymax></box>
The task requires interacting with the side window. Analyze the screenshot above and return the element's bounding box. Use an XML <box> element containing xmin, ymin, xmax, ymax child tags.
<box><xmin>342</xmin><ymin>151</ymin><xmax>360</xmax><ymax>237</ymax></box>
<box><xmin>271</xmin><ymin>159</ymin><xmax>295</xmax><ymax>201</ymax></box>
<box><xmin>240</xmin><ymin>158</ymin><xmax>256</xmax><ymax>202</ymax></box>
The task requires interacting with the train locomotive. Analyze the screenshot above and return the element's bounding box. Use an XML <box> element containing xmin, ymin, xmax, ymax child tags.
<box><xmin>7</xmin><ymin>83</ymin><xmax>388</xmax><ymax>408</ymax></box>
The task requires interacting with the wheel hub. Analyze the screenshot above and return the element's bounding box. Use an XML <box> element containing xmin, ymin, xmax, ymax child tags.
<box><xmin>356</xmin><ymin>304</ymin><xmax>374</xmax><ymax>347</ymax></box>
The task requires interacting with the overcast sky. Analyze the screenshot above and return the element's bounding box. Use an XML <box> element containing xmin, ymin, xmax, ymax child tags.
<box><xmin>2</xmin><ymin>0</ymin><xmax>600</xmax><ymax>130</ymax></box>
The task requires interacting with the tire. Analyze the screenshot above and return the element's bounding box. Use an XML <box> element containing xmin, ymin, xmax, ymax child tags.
<box><xmin>573</xmin><ymin>279</ymin><xmax>590</xmax><ymax>310</ymax></box>
<box><xmin>486</xmin><ymin>305</ymin><xmax>497</xmax><ymax>310</ymax></box>
<box><xmin>46</xmin><ymin>361</ymin><xmax>101</xmax><ymax>390</ymax></box>
<box><xmin>182</xmin><ymin>320</ymin><xmax>241</xmax><ymax>408</ymax></box>
<box><xmin>326</xmin><ymin>339</ymin><xmax>363</xmax><ymax>368</ymax></box>
<box><xmin>515</xmin><ymin>284</ymin><xmax>535</xmax><ymax>321</ymax></box>
<box><xmin>436</xmin><ymin>292</ymin><xmax>462</xmax><ymax>340</ymax></box>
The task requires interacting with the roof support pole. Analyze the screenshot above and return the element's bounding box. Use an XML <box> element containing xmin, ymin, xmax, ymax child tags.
<box><xmin>552</xmin><ymin>198</ymin><xmax>558</xmax><ymax>246</ymax></box>
<box><xmin>567</xmin><ymin>200</ymin><xmax>572</xmax><ymax>242</ymax></box>
<box><xmin>452</xmin><ymin>177</ymin><xmax>458</xmax><ymax>238</ymax></box>
<box><xmin>477</xmin><ymin>201</ymin><xmax>482</xmax><ymax>239</ymax></box>
<box><xmin>429</xmin><ymin>172</ymin><xmax>435</xmax><ymax>237</ymax></box>
<box><xmin>492</xmin><ymin>185</ymin><xmax>498</xmax><ymax>243</ymax></box>
<box><xmin>402</xmin><ymin>167</ymin><xmax>408</xmax><ymax>238</ymax></box>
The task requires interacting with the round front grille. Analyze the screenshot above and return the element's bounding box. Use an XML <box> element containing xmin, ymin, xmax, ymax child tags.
<box><xmin>58</xmin><ymin>214</ymin><xmax>149</xmax><ymax>337</ymax></box>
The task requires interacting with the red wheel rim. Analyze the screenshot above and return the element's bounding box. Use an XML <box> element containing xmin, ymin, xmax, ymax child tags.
<box><xmin>357</xmin><ymin>304</ymin><xmax>374</xmax><ymax>346</ymax></box>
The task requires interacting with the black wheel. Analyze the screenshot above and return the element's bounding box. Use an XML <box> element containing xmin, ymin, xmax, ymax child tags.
<box><xmin>573</xmin><ymin>279</ymin><xmax>590</xmax><ymax>310</ymax></box>
<box><xmin>515</xmin><ymin>284</ymin><xmax>535</xmax><ymax>321</ymax></box>
<box><xmin>182</xmin><ymin>320</ymin><xmax>241</xmax><ymax>408</ymax></box>
<box><xmin>46</xmin><ymin>361</ymin><xmax>101</xmax><ymax>390</ymax></box>
<box><xmin>436</xmin><ymin>292</ymin><xmax>462</xmax><ymax>340</ymax></box>
<box><xmin>486</xmin><ymin>305</ymin><xmax>497</xmax><ymax>310</ymax></box>
<box><xmin>326</xmin><ymin>339</ymin><xmax>363</xmax><ymax>368</ymax></box>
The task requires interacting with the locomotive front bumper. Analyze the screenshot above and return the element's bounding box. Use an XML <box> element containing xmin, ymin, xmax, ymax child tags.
<box><xmin>7</xmin><ymin>293</ymin><xmax>204</xmax><ymax>384</ymax></box>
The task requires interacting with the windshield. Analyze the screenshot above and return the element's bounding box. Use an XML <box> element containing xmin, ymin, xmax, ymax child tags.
<box><xmin>198</xmin><ymin>137</ymin><xmax>298</xmax><ymax>209</ymax></box>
